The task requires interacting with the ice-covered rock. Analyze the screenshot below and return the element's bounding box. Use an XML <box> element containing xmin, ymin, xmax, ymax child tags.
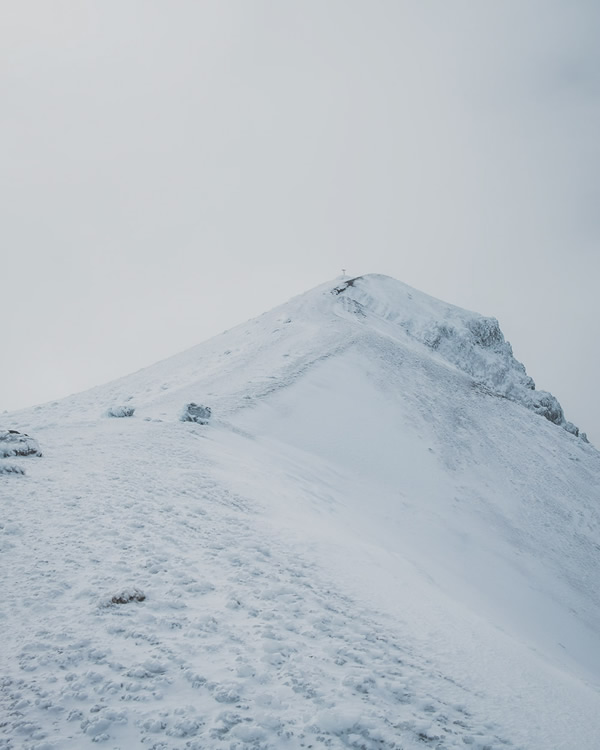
<box><xmin>105</xmin><ymin>405</ymin><xmax>135</xmax><ymax>418</ymax></box>
<box><xmin>108</xmin><ymin>588</ymin><xmax>146</xmax><ymax>605</ymax></box>
<box><xmin>180</xmin><ymin>402</ymin><xmax>212</xmax><ymax>424</ymax></box>
<box><xmin>0</xmin><ymin>430</ymin><xmax>42</xmax><ymax>458</ymax></box>
<box><xmin>334</xmin><ymin>275</ymin><xmax>585</xmax><ymax>438</ymax></box>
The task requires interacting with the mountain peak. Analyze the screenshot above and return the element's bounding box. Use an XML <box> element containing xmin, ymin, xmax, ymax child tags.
<box><xmin>10</xmin><ymin>273</ymin><xmax>586</xmax><ymax>442</ymax></box>
<box><xmin>329</xmin><ymin>274</ymin><xmax>585</xmax><ymax>440</ymax></box>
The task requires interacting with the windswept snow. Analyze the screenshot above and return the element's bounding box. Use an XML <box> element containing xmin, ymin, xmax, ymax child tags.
<box><xmin>1</xmin><ymin>274</ymin><xmax>599</xmax><ymax>750</ymax></box>
<box><xmin>0</xmin><ymin>419</ymin><xmax>525</xmax><ymax>750</ymax></box>
<box><xmin>333</xmin><ymin>275</ymin><xmax>584</xmax><ymax>438</ymax></box>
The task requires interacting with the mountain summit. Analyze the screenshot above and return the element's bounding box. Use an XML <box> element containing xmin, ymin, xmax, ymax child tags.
<box><xmin>26</xmin><ymin>273</ymin><xmax>586</xmax><ymax>439</ymax></box>
<box><xmin>2</xmin><ymin>274</ymin><xmax>599</xmax><ymax>750</ymax></box>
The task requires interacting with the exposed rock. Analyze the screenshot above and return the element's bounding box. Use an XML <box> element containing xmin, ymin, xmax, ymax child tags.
<box><xmin>0</xmin><ymin>430</ymin><xmax>42</xmax><ymax>458</ymax></box>
<box><xmin>109</xmin><ymin>589</ymin><xmax>146</xmax><ymax>605</ymax></box>
<box><xmin>180</xmin><ymin>403</ymin><xmax>212</xmax><ymax>424</ymax></box>
<box><xmin>105</xmin><ymin>405</ymin><xmax>135</xmax><ymax>418</ymax></box>
<box><xmin>334</xmin><ymin>275</ymin><xmax>586</xmax><ymax>439</ymax></box>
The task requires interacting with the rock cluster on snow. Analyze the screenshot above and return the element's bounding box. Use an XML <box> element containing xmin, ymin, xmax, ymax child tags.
<box><xmin>105</xmin><ymin>405</ymin><xmax>136</xmax><ymax>418</ymax></box>
<box><xmin>0</xmin><ymin>430</ymin><xmax>42</xmax><ymax>458</ymax></box>
<box><xmin>421</xmin><ymin>316</ymin><xmax>586</xmax><ymax>439</ymax></box>
<box><xmin>108</xmin><ymin>588</ymin><xmax>146</xmax><ymax>605</ymax></box>
<box><xmin>335</xmin><ymin>275</ymin><xmax>587</xmax><ymax>440</ymax></box>
<box><xmin>180</xmin><ymin>402</ymin><xmax>212</xmax><ymax>424</ymax></box>
<box><xmin>0</xmin><ymin>430</ymin><xmax>42</xmax><ymax>476</ymax></box>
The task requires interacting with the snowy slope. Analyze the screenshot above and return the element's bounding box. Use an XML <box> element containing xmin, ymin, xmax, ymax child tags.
<box><xmin>1</xmin><ymin>274</ymin><xmax>599</xmax><ymax>750</ymax></box>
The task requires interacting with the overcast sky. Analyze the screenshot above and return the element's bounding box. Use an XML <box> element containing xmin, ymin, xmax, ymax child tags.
<box><xmin>2</xmin><ymin>1</ymin><xmax>599</xmax><ymax>443</ymax></box>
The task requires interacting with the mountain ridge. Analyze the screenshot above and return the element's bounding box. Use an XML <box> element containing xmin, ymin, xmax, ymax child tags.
<box><xmin>2</xmin><ymin>273</ymin><xmax>599</xmax><ymax>750</ymax></box>
<box><xmin>333</xmin><ymin>274</ymin><xmax>586</xmax><ymax>439</ymax></box>
<box><xmin>11</xmin><ymin>273</ymin><xmax>587</xmax><ymax>444</ymax></box>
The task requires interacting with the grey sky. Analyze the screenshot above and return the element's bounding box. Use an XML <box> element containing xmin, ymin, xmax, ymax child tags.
<box><xmin>2</xmin><ymin>1</ymin><xmax>599</xmax><ymax>443</ymax></box>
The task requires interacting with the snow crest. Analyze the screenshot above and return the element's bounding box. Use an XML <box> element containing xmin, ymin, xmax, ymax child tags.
<box><xmin>334</xmin><ymin>275</ymin><xmax>585</xmax><ymax>439</ymax></box>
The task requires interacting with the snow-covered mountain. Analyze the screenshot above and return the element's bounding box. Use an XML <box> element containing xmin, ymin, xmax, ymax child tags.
<box><xmin>2</xmin><ymin>274</ymin><xmax>599</xmax><ymax>750</ymax></box>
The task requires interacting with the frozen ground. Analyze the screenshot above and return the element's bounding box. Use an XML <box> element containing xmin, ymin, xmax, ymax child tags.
<box><xmin>1</xmin><ymin>274</ymin><xmax>599</xmax><ymax>749</ymax></box>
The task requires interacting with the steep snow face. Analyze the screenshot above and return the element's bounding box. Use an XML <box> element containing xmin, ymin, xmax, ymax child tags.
<box><xmin>1</xmin><ymin>274</ymin><xmax>599</xmax><ymax>750</ymax></box>
<box><xmin>229</xmin><ymin>337</ymin><xmax>600</xmax><ymax>678</ymax></box>
<box><xmin>333</xmin><ymin>275</ymin><xmax>584</xmax><ymax>438</ymax></box>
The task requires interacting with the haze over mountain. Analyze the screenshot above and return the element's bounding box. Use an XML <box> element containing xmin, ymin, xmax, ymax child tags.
<box><xmin>2</xmin><ymin>274</ymin><xmax>599</xmax><ymax>750</ymax></box>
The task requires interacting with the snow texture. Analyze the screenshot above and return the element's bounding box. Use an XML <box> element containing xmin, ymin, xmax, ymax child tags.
<box><xmin>1</xmin><ymin>274</ymin><xmax>599</xmax><ymax>750</ymax></box>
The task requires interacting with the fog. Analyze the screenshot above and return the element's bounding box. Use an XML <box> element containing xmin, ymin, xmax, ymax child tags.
<box><xmin>2</xmin><ymin>1</ymin><xmax>599</xmax><ymax>442</ymax></box>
